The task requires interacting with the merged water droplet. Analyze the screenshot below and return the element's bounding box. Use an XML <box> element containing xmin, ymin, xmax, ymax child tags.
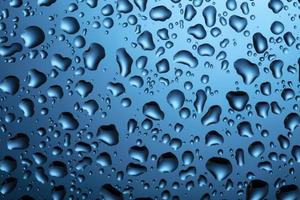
<box><xmin>226</xmin><ymin>91</ymin><xmax>249</xmax><ymax>111</ymax></box>
<box><xmin>276</xmin><ymin>185</ymin><xmax>300</xmax><ymax>200</ymax></box>
<box><xmin>7</xmin><ymin>133</ymin><xmax>29</xmax><ymax>150</ymax></box>
<box><xmin>116</xmin><ymin>48</ymin><xmax>132</xmax><ymax>77</ymax></box>
<box><xmin>97</xmin><ymin>124</ymin><xmax>119</xmax><ymax>146</ymax></box>
<box><xmin>58</xmin><ymin>112</ymin><xmax>79</xmax><ymax>130</ymax></box>
<box><xmin>201</xmin><ymin>105</ymin><xmax>222</xmax><ymax>126</ymax></box>
<box><xmin>246</xmin><ymin>179</ymin><xmax>269</xmax><ymax>200</ymax></box>
<box><xmin>234</xmin><ymin>58</ymin><xmax>260</xmax><ymax>84</ymax></box>
<box><xmin>83</xmin><ymin>43</ymin><xmax>105</xmax><ymax>70</ymax></box>
<box><xmin>21</xmin><ymin>26</ymin><xmax>45</xmax><ymax>48</ymax></box>
<box><xmin>206</xmin><ymin>157</ymin><xmax>232</xmax><ymax>181</ymax></box>
<box><xmin>142</xmin><ymin>101</ymin><xmax>164</xmax><ymax>120</ymax></box>
<box><xmin>137</xmin><ymin>31</ymin><xmax>155</xmax><ymax>51</ymax></box>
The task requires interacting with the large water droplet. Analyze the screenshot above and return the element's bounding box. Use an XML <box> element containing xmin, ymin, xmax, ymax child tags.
<box><xmin>206</xmin><ymin>157</ymin><xmax>232</xmax><ymax>181</ymax></box>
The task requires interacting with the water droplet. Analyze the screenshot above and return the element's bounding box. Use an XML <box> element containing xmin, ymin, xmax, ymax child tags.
<box><xmin>97</xmin><ymin>124</ymin><xmax>119</xmax><ymax>146</ymax></box>
<box><xmin>157</xmin><ymin>152</ymin><xmax>178</xmax><ymax>173</ymax></box>
<box><xmin>206</xmin><ymin>157</ymin><xmax>232</xmax><ymax>181</ymax></box>
<box><xmin>21</xmin><ymin>26</ymin><xmax>45</xmax><ymax>48</ymax></box>
<box><xmin>149</xmin><ymin>6</ymin><xmax>171</xmax><ymax>21</ymax></box>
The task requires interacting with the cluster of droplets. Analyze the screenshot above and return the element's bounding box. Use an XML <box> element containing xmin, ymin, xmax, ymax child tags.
<box><xmin>0</xmin><ymin>0</ymin><xmax>300</xmax><ymax>199</ymax></box>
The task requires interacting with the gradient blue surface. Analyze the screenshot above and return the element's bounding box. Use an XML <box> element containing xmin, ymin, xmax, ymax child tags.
<box><xmin>0</xmin><ymin>0</ymin><xmax>300</xmax><ymax>199</ymax></box>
